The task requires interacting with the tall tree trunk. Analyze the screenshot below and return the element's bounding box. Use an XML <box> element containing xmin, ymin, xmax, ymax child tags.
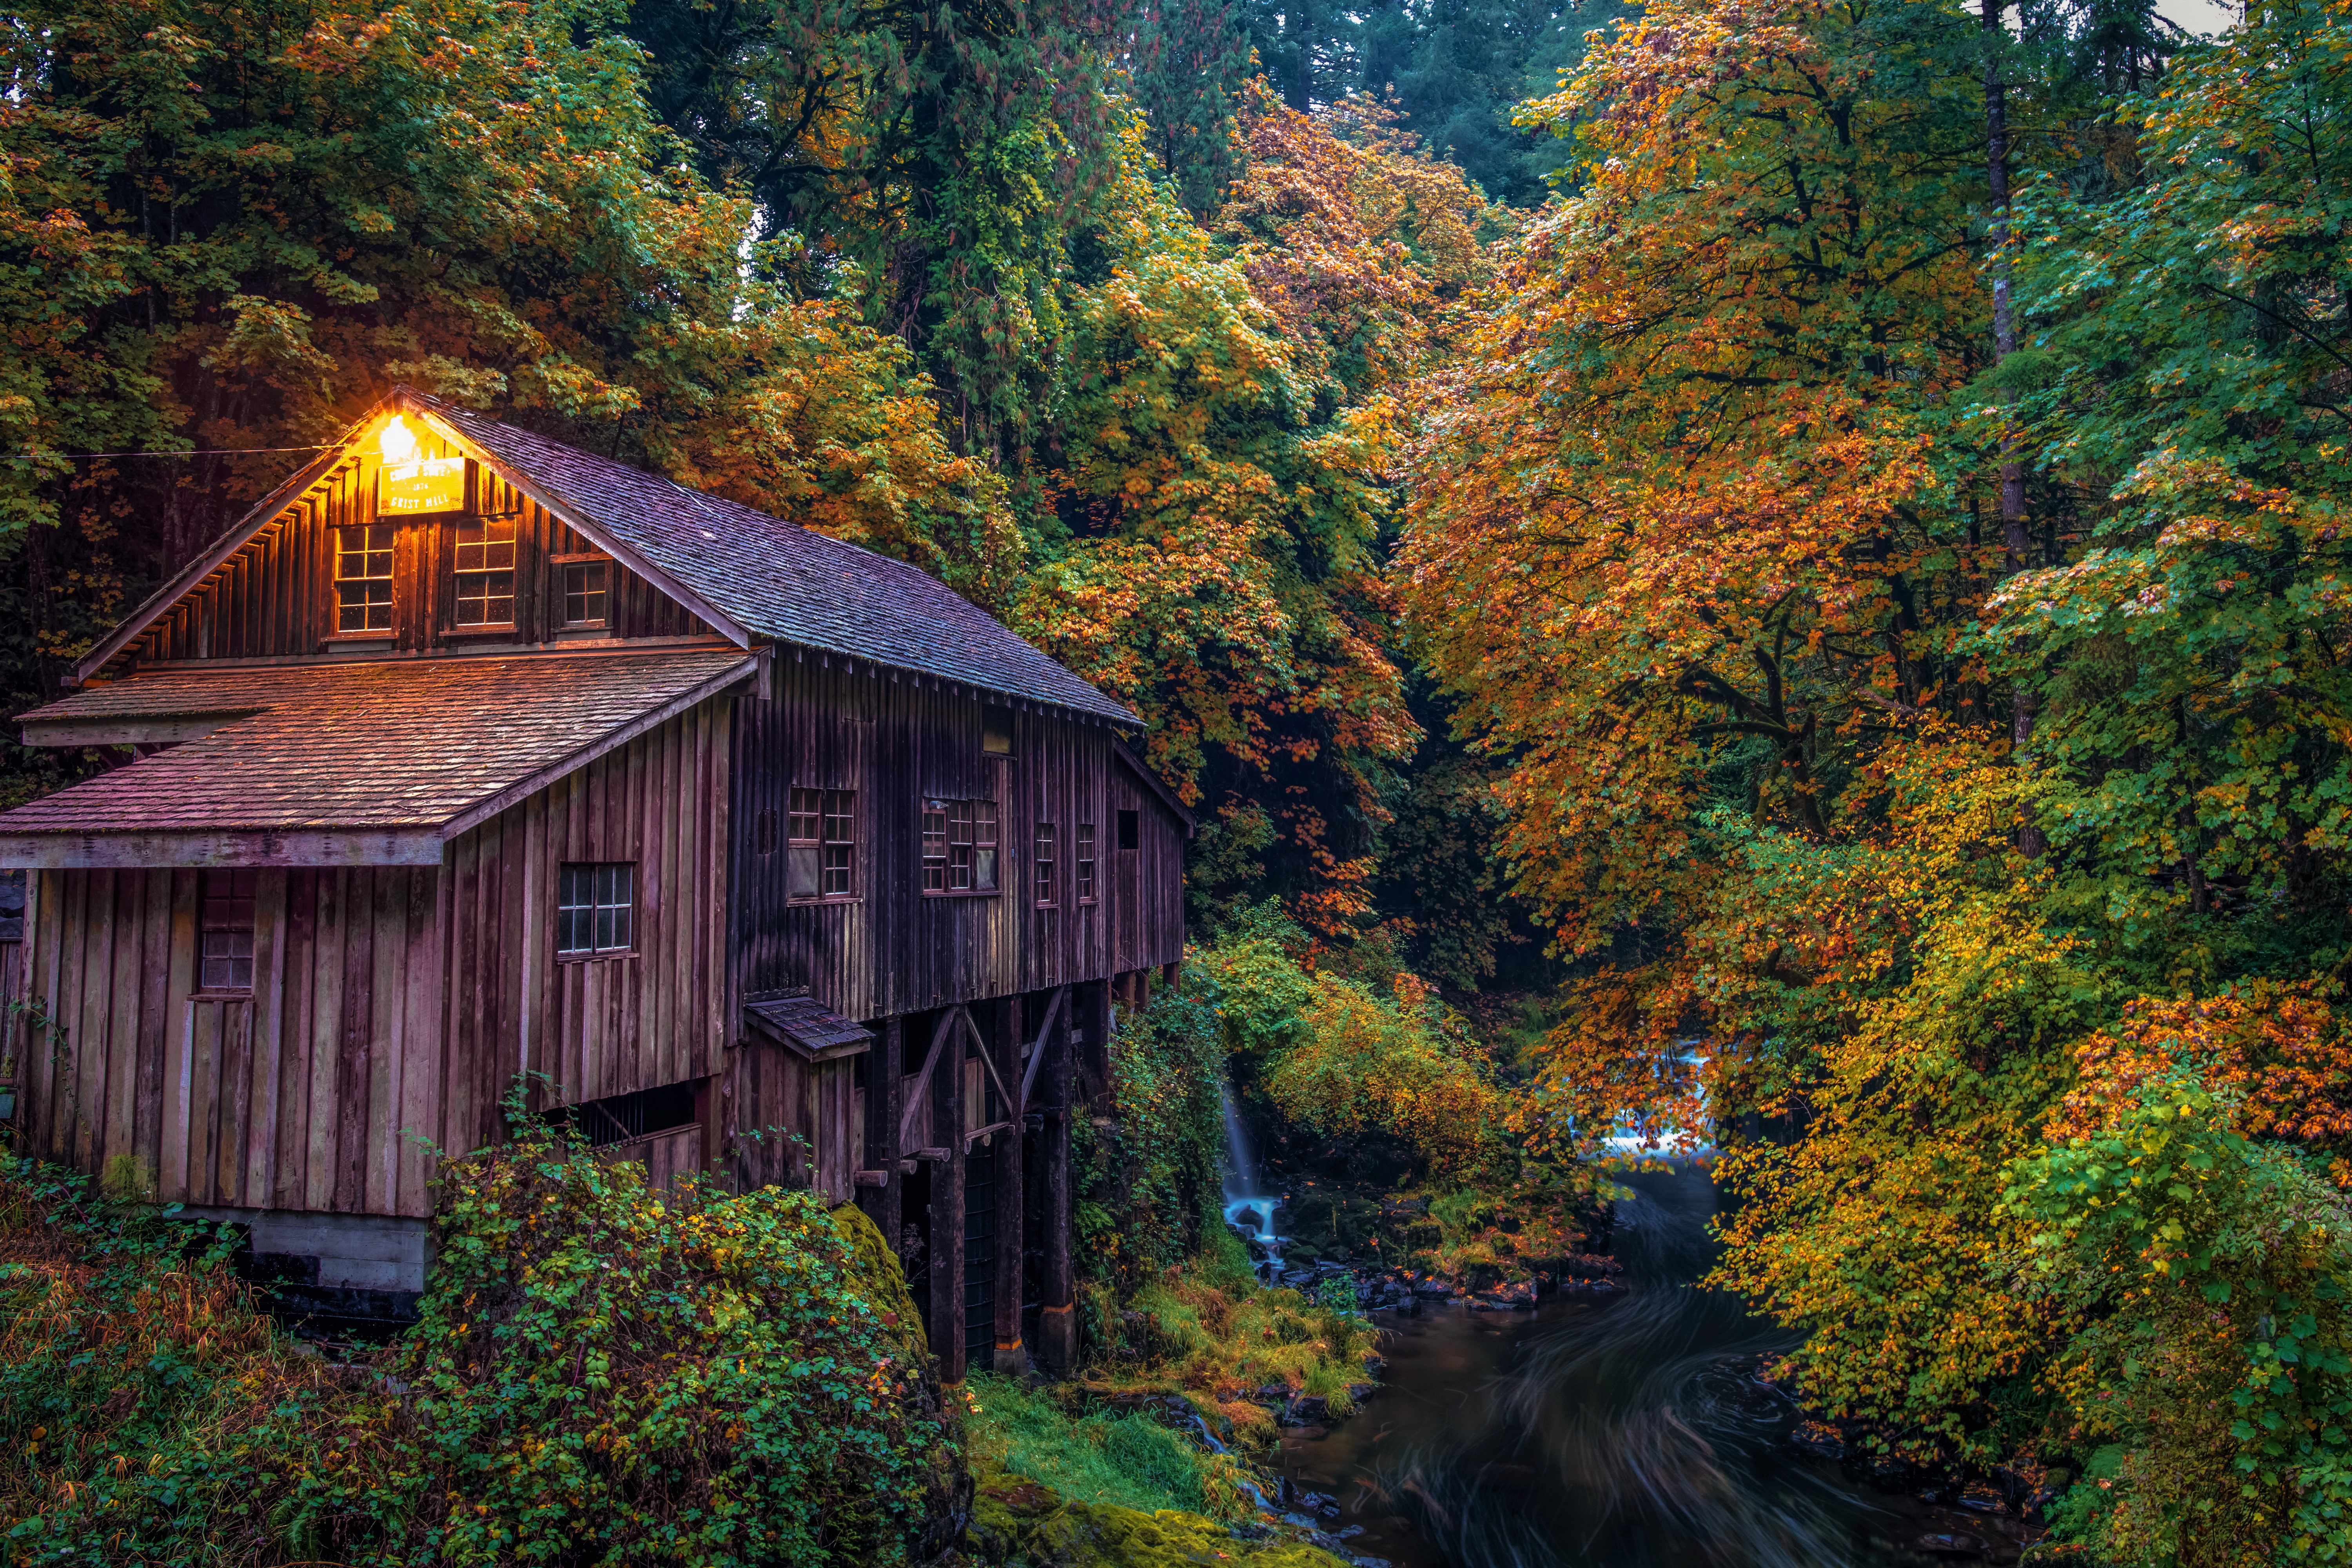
<box><xmin>1983</xmin><ymin>0</ymin><xmax>2046</xmax><ymax>855</ymax></box>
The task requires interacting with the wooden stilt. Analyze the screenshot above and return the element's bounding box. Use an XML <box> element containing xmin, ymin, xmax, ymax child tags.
<box><xmin>1087</xmin><ymin>978</ymin><xmax>1116</xmax><ymax>1116</ymax></box>
<box><xmin>993</xmin><ymin>994</ymin><xmax>1027</xmax><ymax>1375</ymax></box>
<box><xmin>931</xmin><ymin>1012</ymin><xmax>966</xmax><ymax>1385</ymax></box>
<box><xmin>869</xmin><ymin>1016</ymin><xmax>902</xmax><ymax>1253</ymax></box>
<box><xmin>1039</xmin><ymin>990</ymin><xmax>1076</xmax><ymax>1376</ymax></box>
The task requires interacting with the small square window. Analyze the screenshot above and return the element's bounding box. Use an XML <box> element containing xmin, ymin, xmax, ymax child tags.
<box><xmin>788</xmin><ymin>788</ymin><xmax>855</xmax><ymax>901</ymax></box>
<box><xmin>198</xmin><ymin>868</ymin><xmax>258</xmax><ymax>991</ymax></box>
<box><xmin>557</xmin><ymin>862</ymin><xmax>635</xmax><ymax>957</ymax></box>
<box><xmin>1076</xmin><ymin>823</ymin><xmax>1096</xmax><ymax>903</ymax></box>
<box><xmin>562</xmin><ymin>560</ymin><xmax>608</xmax><ymax>626</ymax></box>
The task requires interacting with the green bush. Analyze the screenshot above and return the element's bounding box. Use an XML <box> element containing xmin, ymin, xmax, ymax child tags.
<box><xmin>3</xmin><ymin>1123</ymin><xmax>960</xmax><ymax>1567</ymax></box>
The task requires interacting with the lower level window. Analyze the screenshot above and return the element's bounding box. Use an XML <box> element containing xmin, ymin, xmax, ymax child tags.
<box><xmin>558</xmin><ymin>862</ymin><xmax>635</xmax><ymax>956</ymax></box>
<box><xmin>788</xmin><ymin>788</ymin><xmax>855</xmax><ymax>900</ymax></box>
<box><xmin>922</xmin><ymin>798</ymin><xmax>997</xmax><ymax>892</ymax></box>
<box><xmin>199</xmin><ymin>868</ymin><xmax>258</xmax><ymax>991</ymax></box>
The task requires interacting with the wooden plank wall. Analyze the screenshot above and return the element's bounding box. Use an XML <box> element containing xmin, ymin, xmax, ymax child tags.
<box><xmin>131</xmin><ymin>444</ymin><xmax>706</xmax><ymax>667</ymax></box>
<box><xmin>728</xmin><ymin>1047</ymin><xmax>857</xmax><ymax>1201</ymax></box>
<box><xmin>442</xmin><ymin>702</ymin><xmax>733</xmax><ymax>1156</ymax></box>
<box><xmin>18</xmin><ymin>864</ymin><xmax>442</xmax><ymax>1216</ymax></box>
<box><xmin>730</xmin><ymin>655</ymin><xmax>1188</xmax><ymax>1025</ymax></box>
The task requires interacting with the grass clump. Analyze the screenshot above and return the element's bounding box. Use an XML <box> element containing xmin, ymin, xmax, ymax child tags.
<box><xmin>1083</xmin><ymin>1226</ymin><xmax>1379</xmax><ymax>1448</ymax></box>
<box><xmin>962</xmin><ymin>1374</ymin><xmax>1228</xmax><ymax>1516</ymax></box>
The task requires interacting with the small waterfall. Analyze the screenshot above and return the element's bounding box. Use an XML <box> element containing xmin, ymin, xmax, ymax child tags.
<box><xmin>1218</xmin><ymin>1078</ymin><xmax>1287</xmax><ymax>1278</ymax></box>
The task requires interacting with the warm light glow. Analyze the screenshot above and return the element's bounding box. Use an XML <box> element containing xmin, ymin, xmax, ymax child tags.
<box><xmin>379</xmin><ymin>414</ymin><xmax>419</xmax><ymax>465</ymax></box>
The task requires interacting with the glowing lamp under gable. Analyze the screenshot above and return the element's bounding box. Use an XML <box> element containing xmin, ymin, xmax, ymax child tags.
<box><xmin>376</xmin><ymin>415</ymin><xmax>465</xmax><ymax>514</ymax></box>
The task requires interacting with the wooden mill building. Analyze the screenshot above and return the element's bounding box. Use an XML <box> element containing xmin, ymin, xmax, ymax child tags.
<box><xmin>0</xmin><ymin>388</ymin><xmax>1190</xmax><ymax>1378</ymax></box>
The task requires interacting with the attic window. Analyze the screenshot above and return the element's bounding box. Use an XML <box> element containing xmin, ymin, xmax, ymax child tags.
<box><xmin>982</xmin><ymin>705</ymin><xmax>1013</xmax><ymax>755</ymax></box>
<box><xmin>454</xmin><ymin>518</ymin><xmax>517</xmax><ymax>626</ymax></box>
<box><xmin>1118</xmin><ymin>809</ymin><xmax>1140</xmax><ymax>851</ymax></box>
<box><xmin>562</xmin><ymin>560</ymin><xmax>608</xmax><ymax>627</ymax></box>
<box><xmin>335</xmin><ymin>523</ymin><xmax>394</xmax><ymax>633</ymax></box>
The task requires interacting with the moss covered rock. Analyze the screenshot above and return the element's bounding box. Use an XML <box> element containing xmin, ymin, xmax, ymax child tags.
<box><xmin>964</xmin><ymin>1470</ymin><xmax>1352</xmax><ymax>1568</ymax></box>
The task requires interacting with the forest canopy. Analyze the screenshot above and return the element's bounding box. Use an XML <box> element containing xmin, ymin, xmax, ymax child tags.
<box><xmin>5</xmin><ymin>0</ymin><xmax>2352</xmax><ymax>1558</ymax></box>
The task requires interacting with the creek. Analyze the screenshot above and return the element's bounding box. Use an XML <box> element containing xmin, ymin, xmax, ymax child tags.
<box><xmin>1259</xmin><ymin>1166</ymin><xmax>2034</xmax><ymax>1568</ymax></box>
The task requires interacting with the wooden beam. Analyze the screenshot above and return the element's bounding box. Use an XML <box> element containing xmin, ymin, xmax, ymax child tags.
<box><xmin>898</xmin><ymin>1009</ymin><xmax>960</xmax><ymax>1153</ymax></box>
<box><xmin>1018</xmin><ymin>985</ymin><xmax>1068</xmax><ymax>1113</ymax></box>
<box><xmin>0</xmin><ymin>828</ymin><xmax>445</xmax><ymax>869</ymax></box>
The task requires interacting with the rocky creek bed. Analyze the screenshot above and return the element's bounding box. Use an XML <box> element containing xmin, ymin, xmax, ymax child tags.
<box><xmin>1249</xmin><ymin>1166</ymin><xmax>2052</xmax><ymax>1568</ymax></box>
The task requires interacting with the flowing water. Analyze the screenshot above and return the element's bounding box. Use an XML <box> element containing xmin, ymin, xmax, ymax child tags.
<box><xmin>1260</xmin><ymin>1166</ymin><xmax>2025</xmax><ymax>1568</ymax></box>
<box><xmin>1221</xmin><ymin>1080</ymin><xmax>1290</xmax><ymax>1279</ymax></box>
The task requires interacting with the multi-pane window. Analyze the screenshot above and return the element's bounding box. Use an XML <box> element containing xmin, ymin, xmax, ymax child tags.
<box><xmin>198</xmin><ymin>868</ymin><xmax>258</xmax><ymax>991</ymax></box>
<box><xmin>557</xmin><ymin>863</ymin><xmax>635</xmax><ymax>957</ymax></box>
<box><xmin>921</xmin><ymin>798</ymin><xmax>998</xmax><ymax>893</ymax></box>
<box><xmin>335</xmin><ymin>523</ymin><xmax>395</xmax><ymax>632</ymax></box>
<box><xmin>561</xmin><ymin>560</ymin><xmax>608</xmax><ymax>627</ymax></box>
<box><xmin>1034</xmin><ymin>822</ymin><xmax>1056</xmax><ymax>906</ymax></box>
<box><xmin>788</xmin><ymin>788</ymin><xmax>855</xmax><ymax>900</ymax></box>
<box><xmin>1076</xmin><ymin>823</ymin><xmax>1096</xmax><ymax>903</ymax></box>
<box><xmin>454</xmin><ymin>518</ymin><xmax>517</xmax><ymax>626</ymax></box>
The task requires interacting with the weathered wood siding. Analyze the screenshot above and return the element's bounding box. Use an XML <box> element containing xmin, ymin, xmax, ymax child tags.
<box><xmin>130</xmin><ymin>442</ymin><xmax>709</xmax><ymax>667</ymax></box>
<box><xmin>18</xmin><ymin>864</ymin><xmax>443</xmax><ymax>1216</ymax></box>
<box><xmin>729</xmin><ymin>653</ymin><xmax>1187</xmax><ymax>1024</ymax></box>
<box><xmin>15</xmin><ymin>701</ymin><xmax>733</xmax><ymax>1219</ymax></box>
<box><xmin>729</xmin><ymin>1045</ymin><xmax>858</xmax><ymax>1201</ymax></box>
<box><xmin>442</xmin><ymin>702</ymin><xmax>733</xmax><ymax>1150</ymax></box>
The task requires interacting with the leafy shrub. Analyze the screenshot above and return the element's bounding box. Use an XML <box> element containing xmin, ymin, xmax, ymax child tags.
<box><xmin>2</xmin><ymin>1123</ymin><xmax>960</xmax><ymax>1566</ymax></box>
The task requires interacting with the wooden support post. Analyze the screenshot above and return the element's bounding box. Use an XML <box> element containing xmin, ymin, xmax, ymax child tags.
<box><xmin>867</xmin><ymin>1016</ymin><xmax>903</xmax><ymax>1253</ymax></box>
<box><xmin>1134</xmin><ymin>967</ymin><xmax>1151</xmax><ymax>1014</ymax></box>
<box><xmin>694</xmin><ymin>1073</ymin><xmax>725</xmax><ymax>1194</ymax></box>
<box><xmin>1039</xmin><ymin>993</ymin><xmax>1076</xmax><ymax>1376</ymax></box>
<box><xmin>1087</xmin><ymin>978</ymin><xmax>1116</xmax><ymax>1116</ymax></box>
<box><xmin>1161</xmin><ymin>959</ymin><xmax>1181</xmax><ymax>993</ymax></box>
<box><xmin>931</xmin><ymin>1013</ymin><xmax>967</xmax><ymax>1387</ymax></box>
<box><xmin>993</xmin><ymin>994</ymin><xmax>1027</xmax><ymax>1375</ymax></box>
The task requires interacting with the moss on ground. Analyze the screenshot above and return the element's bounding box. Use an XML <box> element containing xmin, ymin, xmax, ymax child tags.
<box><xmin>963</xmin><ymin>1468</ymin><xmax>1353</xmax><ymax>1568</ymax></box>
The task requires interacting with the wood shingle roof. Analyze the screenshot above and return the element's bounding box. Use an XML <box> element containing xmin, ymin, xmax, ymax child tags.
<box><xmin>408</xmin><ymin>393</ymin><xmax>1137</xmax><ymax>727</ymax></box>
<box><xmin>0</xmin><ymin>649</ymin><xmax>756</xmax><ymax>865</ymax></box>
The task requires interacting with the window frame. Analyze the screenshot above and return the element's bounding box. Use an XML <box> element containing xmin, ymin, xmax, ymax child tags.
<box><xmin>1034</xmin><ymin>820</ymin><xmax>1056</xmax><ymax>907</ymax></box>
<box><xmin>333</xmin><ymin>521</ymin><xmax>396</xmax><ymax>635</ymax></box>
<box><xmin>921</xmin><ymin>797</ymin><xmax>1000</xmax><ymax>896</ymax></box>
<box><xmin>1076</xmin><ymin>822</ymin><xmax>1097</xmax><ymax>904</ymax></box>
<box><xmin>786</xmin><ymin>787</ymin><xmax>857</xmax><ymax>903</ymax></box>
<box><xmin>551</xmin><ymin>552</ymin><xmax>612</xmax><ymax>631</ymax></box>
<box><xmin>196</xmin><ymin>868</ymin><xmax>259</xmax><ymax>994</ymax></box>
<box><xmin>556</xmin><ymin>862</ymin><xmax>638</xmax><ymax>960</ymax></box>
<box><xmin>451</xmin><ymin>515</ymin><xmax>519</xmax><ymax>630</ymax></box>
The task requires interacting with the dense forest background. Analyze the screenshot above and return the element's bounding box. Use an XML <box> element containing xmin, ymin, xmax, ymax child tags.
<box><xmin>5</xmin><ymin>0</ymin><xmax>2352</xmax><ymax>1561</ymax></box>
